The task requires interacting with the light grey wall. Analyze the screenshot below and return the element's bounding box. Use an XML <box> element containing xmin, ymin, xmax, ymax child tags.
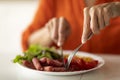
<box><xmin>0</xmin><ymin>0</ymin><xmax>39</xmax><ymax>54</ymax></box>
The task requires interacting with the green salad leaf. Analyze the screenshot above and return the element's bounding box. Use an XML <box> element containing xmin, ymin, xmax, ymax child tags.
<box><xmin>13</xmin><ymin>55</ymin><xmax>27</xmax><ymax>64</ymax></box>
<box><xmin>13</xmin><ymin>44</ymin><xmax>61</xmax><ymax>63</ymax></box>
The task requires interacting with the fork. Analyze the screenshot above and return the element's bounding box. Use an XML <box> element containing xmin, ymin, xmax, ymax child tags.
<box><xmin>65</xmin><ymin>32</ymin><xmax>93</xmax><ymax>69</ymax></box>
<box><xmin>60</xmin><ymin>46</ymin><xmax>64</xmax><ymax>65</ymax></box>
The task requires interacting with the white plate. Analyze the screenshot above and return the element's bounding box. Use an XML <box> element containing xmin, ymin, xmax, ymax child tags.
<box><xmin>17</xmin><ymin>51</ymin><xmax>105</xmax><ymax>76</ymax></box>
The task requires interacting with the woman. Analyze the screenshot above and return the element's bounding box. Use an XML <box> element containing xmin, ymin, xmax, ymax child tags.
<box><xmin>22</xmin><ymin>0</ymin><xmax>120</xmax><ymax>54</ymax></box>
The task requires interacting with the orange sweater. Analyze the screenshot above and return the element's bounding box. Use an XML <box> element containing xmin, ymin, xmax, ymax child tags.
<box><xmin>22</xmin><ymin>0</ymin><xmax>120</xmax><ymax>54</ymax></box>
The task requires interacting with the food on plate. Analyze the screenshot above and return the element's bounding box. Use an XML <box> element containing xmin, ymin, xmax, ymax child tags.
<box><xmin>13</xmin><ymin>45</ymin><xmax>98</xmax><ymax>72</ymax></box>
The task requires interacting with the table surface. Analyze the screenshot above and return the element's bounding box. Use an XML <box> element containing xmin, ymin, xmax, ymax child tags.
<box><xmin>0</xmin><ymin>53</ymin><xmax>120</xmax><ymax>80</ymax></box>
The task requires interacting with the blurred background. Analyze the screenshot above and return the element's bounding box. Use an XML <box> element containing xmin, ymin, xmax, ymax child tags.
<box><xmin>0</xmin><ymin>0</ymin><xmax>39</xmax><ymax>54</ymax></box>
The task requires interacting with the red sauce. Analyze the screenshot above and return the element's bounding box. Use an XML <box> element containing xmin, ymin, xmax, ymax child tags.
<box><xmin>64</xmin><ymin>56</ymin><xmax>98</xmax><ymax>71</ymax></box>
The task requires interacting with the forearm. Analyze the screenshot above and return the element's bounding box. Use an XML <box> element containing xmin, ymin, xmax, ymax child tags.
<box><xmin>28</xmin><ymin>27</ymin><xmax>52</xmax><ymax>47</ymax></box>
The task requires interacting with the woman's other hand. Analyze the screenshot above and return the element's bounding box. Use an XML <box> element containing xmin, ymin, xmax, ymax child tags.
<box><xmin>82</xmin><ymin>2</ymin><xmax>120</xmax><ymax>43</ymax></box>
<box><xmin>29</xmin><ymin>17</ymin><xmax>70</xmax><ymax>47</ymax></box>
<box><xmin>46</xmin><ymin>17</ymin><xmax>71</xmax><ymax>47</ymax></box>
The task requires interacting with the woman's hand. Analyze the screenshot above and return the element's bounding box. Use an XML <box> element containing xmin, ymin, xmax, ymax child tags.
<box><xmin>46</xmin><ymin>17</ymin><xmax>71</xmax><ymax>47</ymax></box>
<box><xmin>82</xmin><ymin>2</ymin><xmax>120</xmax><ymax>43</ymax></box>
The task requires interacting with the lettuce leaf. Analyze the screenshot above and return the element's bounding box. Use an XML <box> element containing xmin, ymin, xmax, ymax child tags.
<box><xmin>13</xmin><ymin>45</ymin><xmax>61</xmax><ymax>63</ymax></box>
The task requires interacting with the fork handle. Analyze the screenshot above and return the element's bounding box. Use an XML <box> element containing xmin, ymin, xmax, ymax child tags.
<box><xmin>87</xmin><ymin>31</ymin><xmax>93</xmax><ymax>40</ymax></box>
<box><xmin>65</xmin><ymin>32</ymin><xmax>93</xmax><ymax>69</ymax></box>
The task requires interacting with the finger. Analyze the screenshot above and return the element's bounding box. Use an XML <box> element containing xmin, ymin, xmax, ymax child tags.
<box><xmin>97</xmin><ymin>7</ymin><xmax>105</xmax><ymax>30</ymax></box>
<box><xmin>62</xmin><ymin>19</ymin><xmax>71</xmax><ymax>39</ymax></box>
<box><xmin>81</xmin><ymin>7</ymin><xmax>91</xmax><ymax>44</ymax></box>
<box><xmin>46</xmin><ymin>20</ymin><xmax>52</xmax><ymax>33</ymax></box>
<box><xmin>103</xmin><ymin>4</ymin><xmax>113</xmax><ymax>26</ymax></box>
<box><xmin>51</xmin><ymin>18</ymin><xmax>59</xmax><ymax>43</ymax></box>
<box><xmin>58</xmin><ymin>17</ymin><xmax>66</xmax><ymax>46</ymax></box>
<box><xmin>65</xmin><ymin>23</ymin><xmax>71</xmax><ymax>38</ymax></box>
<box><xmin>90</xmin><ymin>7</ymin><xmax>100</xmax><ymax>34</ymax></box>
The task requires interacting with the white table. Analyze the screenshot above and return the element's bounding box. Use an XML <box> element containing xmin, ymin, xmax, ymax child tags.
<box><xmin>0</xmin><ymin>53</ymin><xmax>120</xmax><ymax>80</ymax></box>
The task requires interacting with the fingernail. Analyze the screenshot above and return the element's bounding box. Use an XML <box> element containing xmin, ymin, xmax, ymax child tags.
<box><xmin>57</xmin><ymin>42</ymin><xmax>61</xmax><ymax>47</ymax></box>
<box><xmin>82</xmin><ymin>39</ymin><xmax>87</xmax><ymax>44</ymax></box>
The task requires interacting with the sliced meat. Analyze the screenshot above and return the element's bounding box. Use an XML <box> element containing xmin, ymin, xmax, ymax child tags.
<box><xmin>44</xmin><ymin>66</ymin><xmax>66</xmax><ymax>72</ymax></box>
<box><xmin>53</xmin><ymin>67</ymin><xmax>66</xmax><ymax>72</ymax></box>
<box><xmin>39</xmin><ymin>57</ymin><xmax>47</xmax><ymax>64</ymax></box>
<box><xmin>32</xmin><ymin>58</ymin><xmax>43</xmax><ymax>71</ymax></box>
<box><xmin>40</xmin><ymin>57</ymin><xmax>63</xmax><ymax>67</ymax></box>
<box><xmin>39</xmin><ymin>57</ymin><xmax>47</xmax><ymax>66</ymax></box>
<box><xmin>44</xmin><ymin>66</ymin><xmax>53</xmax><ymax>71</ymax></box>
<box><xmin>22</xmin><ymin>60</ymin><xmax>35</xmax><ymax>69</ymax></box>
<box><xmin>46</xmin><ymin>58</ymin><xmax>63</xmax><ymax>67</ymax></box>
